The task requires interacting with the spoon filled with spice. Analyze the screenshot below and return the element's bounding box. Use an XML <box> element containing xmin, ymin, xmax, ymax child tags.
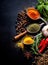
<box><xmin>26</xmin><ymin>7</ymin><xmax>47</xmax><ymax>24</ymax></box>
<box><xmin>14</xmin><ymin>23</ymin><xmax>44</xmax><ymax>40</ymax></box>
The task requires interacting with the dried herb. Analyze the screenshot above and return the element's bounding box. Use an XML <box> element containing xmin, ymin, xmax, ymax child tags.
<box><xmin>27</xmin><ymin>23</ymin><xmax>40</xmax><ymax>33</ymax></box>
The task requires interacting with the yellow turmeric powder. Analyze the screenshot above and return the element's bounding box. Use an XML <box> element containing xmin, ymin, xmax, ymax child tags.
<box><xmin>23</xmin><ymin>36</ymin><xmax>34</xmax><ymax>45</ymax></box>
<box><xmin>17</xmin><ymin>43</ymin><xmax>24</xmax><ymax>49</ymax></box>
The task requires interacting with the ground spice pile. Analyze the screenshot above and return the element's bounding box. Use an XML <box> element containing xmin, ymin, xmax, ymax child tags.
<box><xmin>32</xmin><ymin>49</ymin><xmax>48</xmax><ymax>65</ymax></box>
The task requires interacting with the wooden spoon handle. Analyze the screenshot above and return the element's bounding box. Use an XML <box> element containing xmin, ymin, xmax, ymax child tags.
<box><xmin>14</xmin><ymin>31</ymin><xmax>27</xmax><ymax>40</ymax></box>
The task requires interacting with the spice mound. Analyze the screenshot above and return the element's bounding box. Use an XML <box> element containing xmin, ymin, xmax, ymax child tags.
<box><xmin>23</xmin><ymin>36</ymin><xmax>34</xmax><ymax>45</ymax></box>
<box><xmin>35</xmin><ymin>52</ymin><xmax>48</xmax><ymax>65</ymax></box>
<box><xmin>27</xmin><ymin>23</ymin><xmax>40</xmax><ymax>33</ymax></box>
<box><xmin>26</xmin><ymin>7</ymin><xmax>40</xmax><ymax>20</ymax></box>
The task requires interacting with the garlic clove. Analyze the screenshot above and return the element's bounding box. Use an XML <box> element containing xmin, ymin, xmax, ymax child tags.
<box><xmin>42</xmin><ymin>25</ymin><xmax>48</xmax><ymax>37</ymax></box>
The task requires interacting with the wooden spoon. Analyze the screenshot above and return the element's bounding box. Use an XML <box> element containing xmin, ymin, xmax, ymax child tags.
<box><xmin>14</xmin><ymin>23</ymin><xmax>44</xmax><ymax>40</ymax></box>
<box><xmin>26</xmin><ymin>7</ymin><xmax>47</xmax><ymax>24</ymax></box>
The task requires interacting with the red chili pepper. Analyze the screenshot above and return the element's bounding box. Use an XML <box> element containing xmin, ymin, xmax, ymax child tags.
<box><xmin>39</xmin><ymin>38</ymin><xmax>48</xmax><ymax>53</ymax></box>
<box><xmin>39</xmin><ymin>41</ymin><xmax>47</xmax><ymax>53</ymax></box>
<box><xmin>46</xmin><ymin>38</ymin><xmax>48</xmax><ymax>42</ymax></box>
<box><xmin>38</xmin><ymin>39</ymin><xmax>45</xmax><ymax>48</ymax></box>
<box><xmin>46</xmin><ymin>38</ymin><xmax>48</xmax><ymax>46</ymax></box>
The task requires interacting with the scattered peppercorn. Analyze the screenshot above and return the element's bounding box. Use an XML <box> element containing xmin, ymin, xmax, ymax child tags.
<box><xmin>15</xmin><ymin>10</ymin><xmax>30</xmax><ymax>35</ymax></box>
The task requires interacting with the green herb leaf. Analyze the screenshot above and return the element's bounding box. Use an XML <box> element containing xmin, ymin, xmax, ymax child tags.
<box><xmin>37</xmin><ymin>0</ymin><xmax>44</xmax><ymax>4</ymax></box>
<box><xmin>45</xmin><ymin>1</ymin><xmax>48</xmax><ymax>5</ymax></box>
<box><xmin>44</xmin><ymin>5</ymin><xmax>48</xmax><ymax>11</ymax></box>
<box><xmin>36</xmin><ymin>4</ymin><xmax>43</xmax><ymax>14</ymax></box>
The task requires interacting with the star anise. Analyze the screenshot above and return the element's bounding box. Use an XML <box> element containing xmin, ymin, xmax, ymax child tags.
<box><xmin>24</xmin><ymin>51</ymin><xmax>32</xmax><ymax>59</ymax></box>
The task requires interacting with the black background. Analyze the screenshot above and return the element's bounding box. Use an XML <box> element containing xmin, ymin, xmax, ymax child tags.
<box><xmin>0</xmin><ymin>0</ymin><xmax>37</xmax><ymax>64</ymax></box>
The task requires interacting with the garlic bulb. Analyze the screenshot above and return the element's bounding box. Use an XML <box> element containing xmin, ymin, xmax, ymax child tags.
<box><xmin>42</xmin><ymin>25</ymin><xmax>48</xmax><ymax>37</ymax></box>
